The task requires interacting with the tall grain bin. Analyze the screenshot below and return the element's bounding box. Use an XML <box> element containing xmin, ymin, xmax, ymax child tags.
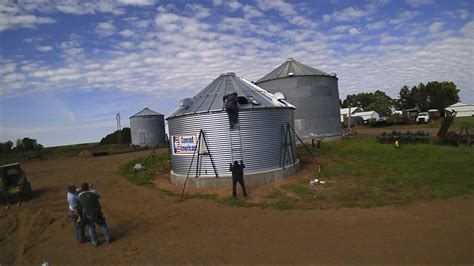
<box><xmin>255</xmin><ymin>58</ymin><xmax>342</xmax><ymax>139</ymax></box>
<box><xmin>167</xmin><ymin>72</ymin><xmax>299</xmax><ymax>188</ymax></box>
<box><xmin>130</xmin><ymin>108</ymin><xmax>165</xmax><ymax>147</ymax></box>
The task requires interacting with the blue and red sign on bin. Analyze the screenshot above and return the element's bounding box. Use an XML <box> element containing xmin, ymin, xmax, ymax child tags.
<box><xmin>172</xmin><ymin>135</ymin><xmax>199</xmax><ymax>155</ymax></box>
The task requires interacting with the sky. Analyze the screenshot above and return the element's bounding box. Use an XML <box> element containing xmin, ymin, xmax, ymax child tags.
<box><xmin>0</xmin><ymin>0</ymin><xmax>473</xmax><ymax>147</ymax></box>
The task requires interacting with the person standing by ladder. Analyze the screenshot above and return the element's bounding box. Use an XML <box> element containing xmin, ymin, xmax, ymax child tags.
<box><xmin>229</xmin><ymin>160</ymin><xmax>247</xmax><ymax>198</ymax></box>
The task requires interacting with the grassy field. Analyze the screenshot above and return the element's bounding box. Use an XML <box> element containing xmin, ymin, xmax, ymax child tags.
<box><xmin>298</xmin><ymin>137</ymin><xmax>473</xmax><ymax>207</ymax></box>
<box><xmin>119</xmin><ymin>136</ymin><xmax>474</xmax><ymax>209</ymax></box>
<box><xmin>428</xmin><ymin>116</ymin><xmax>474</xmax><ymax>129</ymax></box>
<box><xmin>0</xmin><ymin>143</ymin><xmax>137</xmax><ymax>165</ymax></box>
<box><xmin>118</xmin><ymin>149</ymin><xmax>170</xmax><ymax>186</ymax></box>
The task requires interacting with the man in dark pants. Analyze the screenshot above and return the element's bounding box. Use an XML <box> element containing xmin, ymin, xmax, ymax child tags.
<box><xmin>78</xmin><ymin>182</ymin><xmax>112</xmax><ymax>247</ymax></box>
<box><xmin>229</xmin><ymin>160</ymin><xmax>247</xmax><ymax>197</ymax></box>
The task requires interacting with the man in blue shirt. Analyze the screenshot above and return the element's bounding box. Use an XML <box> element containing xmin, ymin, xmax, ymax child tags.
<box><xmin>78</xmin><ymin>182</ymin><xmax>112</xmax><ymax>247</ymax></box>
<box><xmin>66</xmin><ymin>184</ymin><xmax>85</xmax><ymax>243</ymax></box>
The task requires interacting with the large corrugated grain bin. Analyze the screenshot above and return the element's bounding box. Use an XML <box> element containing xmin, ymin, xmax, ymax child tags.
<box><xmin>256</xmin><ymin>58</ymin><xmax>342</xmax><ymax>139</ymax></box>
<box><xmin>167</xmin><ymin>72</ymin><xmax>299</xmax><ymax>188</ymax></box>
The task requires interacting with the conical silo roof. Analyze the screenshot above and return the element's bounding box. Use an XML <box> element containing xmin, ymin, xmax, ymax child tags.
<box><xmin>167</xmin><ymin>72</ymin><xmax>294</xmax><ymax>119</ymax></box>
<box><xmin>255</xmin><ymin>58</ymin><xmax>333</xmax><ymax>83</ymax></box>
<box><xmin>130</xmin><ymin>107</ymin><xmax>163</xmax><ymax>118</ymax></box>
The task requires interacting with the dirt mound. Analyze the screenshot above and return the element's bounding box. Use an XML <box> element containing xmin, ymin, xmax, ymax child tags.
<box><xmin>77</xmin><ymin>150</ymin><xmax>93</xmax><ymax>158</ymax></box>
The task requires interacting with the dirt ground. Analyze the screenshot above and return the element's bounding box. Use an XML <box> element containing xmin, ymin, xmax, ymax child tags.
<box><xmin>1</xmin><ymin>151</ymin><xmax>473</xmax><ymax>264</ymax></box>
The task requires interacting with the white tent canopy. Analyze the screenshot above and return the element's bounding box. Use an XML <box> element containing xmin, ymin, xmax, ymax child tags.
<box><xmin>445</xmin><ymin>102</ymin><xmax>474</xmax><ymax>117</ymax></box>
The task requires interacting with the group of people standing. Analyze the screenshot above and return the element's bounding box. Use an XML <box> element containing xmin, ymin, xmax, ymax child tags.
<box><xmin>67</xmin><ymin>162</ymin><xmax>246</xmax><ymax>246</ymax></box>
<box><xmin>67</xmin><ymin>182</ymin><xmax>112</xmax><ymax>247</ymax></box>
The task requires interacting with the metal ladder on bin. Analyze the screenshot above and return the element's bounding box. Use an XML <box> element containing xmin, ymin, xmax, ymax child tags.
<box><xmin>229</xmin><ymin>124</ymin><xmax>244</xmax><ymax>162</ymax></box>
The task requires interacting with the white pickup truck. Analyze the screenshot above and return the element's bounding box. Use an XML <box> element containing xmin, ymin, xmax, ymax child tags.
<box><xmin>416</xmin><ymin>112</ymin><xmax>430</xmax><ymax>124</ymax></box>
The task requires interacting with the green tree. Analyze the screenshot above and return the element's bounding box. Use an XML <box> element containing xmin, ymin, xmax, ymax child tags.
<box><xmin>341</xmin><ymin>90</ymin><xmax>394</xmax><ymax>116</ymax></box>
<box><xmin>397</xmin><ymin>81</ymin><xmax>459</xmax><ymax>115</ymax></box>
<box><xmin>425</xmin><ymin>81</ymin><xmax>460</xmax><ymax>115</ymax></box>
<box><xmin>14</xmin><ymin>138</ymin><xmax>43</xmax><ymax>151</ymax></box>
<box><xmin>100</xmin><ymin>128</ymin><xmax>131</xmax><ymax>145</ymax></box>
<box><xmin>0</xmin><ymin>141</ymin><xmax>14</xmax><ymax>154</ymax></box>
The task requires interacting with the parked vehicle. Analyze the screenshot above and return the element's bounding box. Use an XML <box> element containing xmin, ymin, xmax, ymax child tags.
<box><xmin>416</xmin><ymin>112</ymin><xmax>430</xmax><ymax>124</ymax></box>
<box><xmin>0</xmin><ymin>163</ymin><xmax>32</xmax><ymax>203</ymax></box>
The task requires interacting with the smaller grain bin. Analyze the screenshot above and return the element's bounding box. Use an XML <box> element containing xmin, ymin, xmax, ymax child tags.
<box><xmin>167</xmin><ymin>72</ymin><xmax>299</xmax><ymax>188</ymax></box>
<box><xmin>130</xmin><ymin>108</ymin><xmax>165</xmax><ymax>147</ymax></box>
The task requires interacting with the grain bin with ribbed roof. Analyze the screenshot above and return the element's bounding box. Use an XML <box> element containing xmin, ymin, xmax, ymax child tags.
<box><xmin>167</xmin><ymin>72</ymin><xmax>299</xmax><ymax>188</ymax></box>
<box><xmin>130</xmin><ymin>108</ymin><xmax>165</xmax><ymax>147</ymax></box>
<box><xmin>255</xmin><ymin>58</ymin><xmax>342</xmax><ymax>139</ymax></box>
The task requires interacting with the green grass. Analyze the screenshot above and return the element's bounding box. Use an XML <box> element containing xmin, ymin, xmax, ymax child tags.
<box><xmin>118</xmin><ymin>152</ymin><xmax>170</xmax><ymax>186</ymax></box>
<box><xmin>452</xmin><ymin>116</ymin><xmax>474</xmax><ymax>128</ymax></box>
<box><xmin>428</xmin><ymin>116</ymin><xmax>474</xmax><ymax>129</ymax></box>
<box><xmin>118</xmin><ymin>136</ymin><xmax>473</xmax><ymax>210</ymax></box>
<box><xmin>311</xmin><ymin>137</ymin><xmax>474</xmax><ymax>207</ymax></box>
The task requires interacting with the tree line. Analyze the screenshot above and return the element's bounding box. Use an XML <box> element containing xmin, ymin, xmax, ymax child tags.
<box><xmin>1</xmin><ymin>128</ymin><xmax>132</xmax><ymax>155</ymax></box>
<box><xmin>0</xmin><ymin>138</ymin><xmax>43</xmax><ymax>154</ymax></box>
<box><xmin>340</xmin><ymin>81</ymin><xmax>460</xmax><ymax>117</ymax></box>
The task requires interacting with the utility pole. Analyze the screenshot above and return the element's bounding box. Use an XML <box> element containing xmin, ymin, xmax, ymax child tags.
<box><xmin>347</xmin><ymin>107</ymin><xmax>351</xmax><ymax>135</ymax></box>
<box><xmin>116</xmin><ymin>112</ymin><xmax>122</xmax><ymax>144</ymax></box>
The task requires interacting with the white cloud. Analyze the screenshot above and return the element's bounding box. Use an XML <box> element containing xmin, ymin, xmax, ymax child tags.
<box><xmin>348</xmin><ymin>27</ymin><xmax>360</xmax><ymax>35</ymax></box>
<box><xmin>458</xmin><ymin>9</ymin><xmax>470</xmax><ymax>20</ymax></box>
<box><xmin>242</xmin><ymin>5</ymin><xmax>264</xmax><ymax>19</ymax></box>
<box><xmin>119</xmin><ymin>29</ymin><xmax>135</xmax><ymax>37</ymax></box>
<box><xmin>389</xmin><ymin>10</ymin><xmax>419</xmax><ymax>25</ymax></box>
<box><xmin>95</xmin><ymin>20</ymin><xmax>116</xmax><ymax>37</ymax></box>
<box><xmin>118</xmin><ymin>41</ymin><xmax>134</xmax><ymax>49</ymax></box>
<box><xmin>445</xmin><ymin>9</ymin><xmax>471</xmax><ymax>21</ymax></box>
<box><xmin>406</xmin><ymin>0</ymin><xmax>433</xmax><ymax>7</ymax></box>
<box><xmin>116</xmin><ymin>0</ymin><xmax>156</xmax><ymax>6</ymax></box>
<box><xmin>323</xmin><ymin>7</ymin><xmax>369</xmax><ymax>23</ymax></box>
<box><xmin>460</xmin><ymin>20</ymin><xmax>474</xmax><ymax>37</ymax></box>
<box><xmin>331</xmin><ymin>25</ymin><xmax>351</xmax><ymax>33</ymax></box>
<box><xmin>1</xmin><ymin>3</ymin><xmax>473</xmax><ymax>114</ymax></box>
<box><xmin>37</xmin><ymin>45</ymin><xmax>53</xmax><ymax>52</ymax></box>
<box><xmin>257</xmin><ymin>0</ymin><xmax>296</xmax><ymax>16</ymax></box>
<box><xmin>227</xmin><ymin>0</ymin><xmax>243</xmax><ymax>11</ymax></box>
<box><xmin>0</xmin><ymin>13</ymin><xmax>55</xmax><ymax>31</ymax></box>
<box><xmin>367</xmin><ymin>21</ymin><xmax>386</xmax><ymax>30</ymax></box>
<box><xmin>429</xmin><ymin>21</ymin><xmax>444</xmax><ymax>33</ymax></box>
<box><xmin>186</xmin><ymin>4</ymin><xmax>211</xmax><ymax>19</ymax></box>
<box><xmin>212</xmin><ymin>0</ymin><xmax>223</xmax><ymax>6</ymax></box>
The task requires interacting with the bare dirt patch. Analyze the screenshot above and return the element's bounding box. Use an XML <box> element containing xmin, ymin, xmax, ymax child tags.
<box><xmin>0</xmin><ymin>151</ymin><xmax>472</xmax><ymax>264</ymax></box>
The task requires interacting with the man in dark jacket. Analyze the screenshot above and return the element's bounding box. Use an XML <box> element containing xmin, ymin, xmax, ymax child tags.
<box><xmin>78</xmin><ymin>182</ymin><xmax>112</xmax><ymax>247</ymax></box>
<box><xmin>229</xmin><ymin>160</ymin><xmax>247</xmax><ymax>197</ymax></box>
<box><xmin>223</xmin><ymin>92</ymin><xmax>239</xmax><ymax>128</ymax></box>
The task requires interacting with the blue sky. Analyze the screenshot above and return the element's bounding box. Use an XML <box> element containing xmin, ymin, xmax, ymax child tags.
<box><xmin>0</xmin><ymin>0</ymin><xmax>473</xmax><ymax>147</ymax></box>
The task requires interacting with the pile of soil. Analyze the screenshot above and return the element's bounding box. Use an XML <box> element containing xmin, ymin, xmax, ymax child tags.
<box><xmin>77</xmin><ymin>150</ymin><xmax>93</xmax><ymax>158</ymax></box>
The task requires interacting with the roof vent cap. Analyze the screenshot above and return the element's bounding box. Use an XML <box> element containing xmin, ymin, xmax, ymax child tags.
<box><xmin>247</xmin><ymin>95</ymin><xmax>260</xmax><ymax>105</ymax></box>
<box><xmin>179</xmin><ymin>98</ymin><xmax>193</xmax><ymax>108</ymax></box>
<box><xmin>274</xmin><ymin>92</ymin><xmax>286</xmax><ymax>100</ymax></box>
<box><xmin>288</xmin><ymin>72</ymin><xmax>294</xmax><ymax>77</ymax></box>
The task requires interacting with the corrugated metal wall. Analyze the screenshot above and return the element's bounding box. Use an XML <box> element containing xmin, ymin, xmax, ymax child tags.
<box><xmin>168</xmin><ymin>108</ymin><xmax>296</xmax><ymax>177</ymax></box>
<box><xmin>130</xmin><ymin>115</ymin><xmax>166</xmax><ymax>147</ymax></box>
<box><xmin>257</xmin><ymin>76</ymin><xmax>342</xmax><ymax>139</ymax></box>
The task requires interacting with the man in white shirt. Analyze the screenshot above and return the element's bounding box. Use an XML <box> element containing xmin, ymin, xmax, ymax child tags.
<box><xmin>67</xmin><ymin>184</ymin><xmax>85</xmax><ymax>243</ymax></box>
